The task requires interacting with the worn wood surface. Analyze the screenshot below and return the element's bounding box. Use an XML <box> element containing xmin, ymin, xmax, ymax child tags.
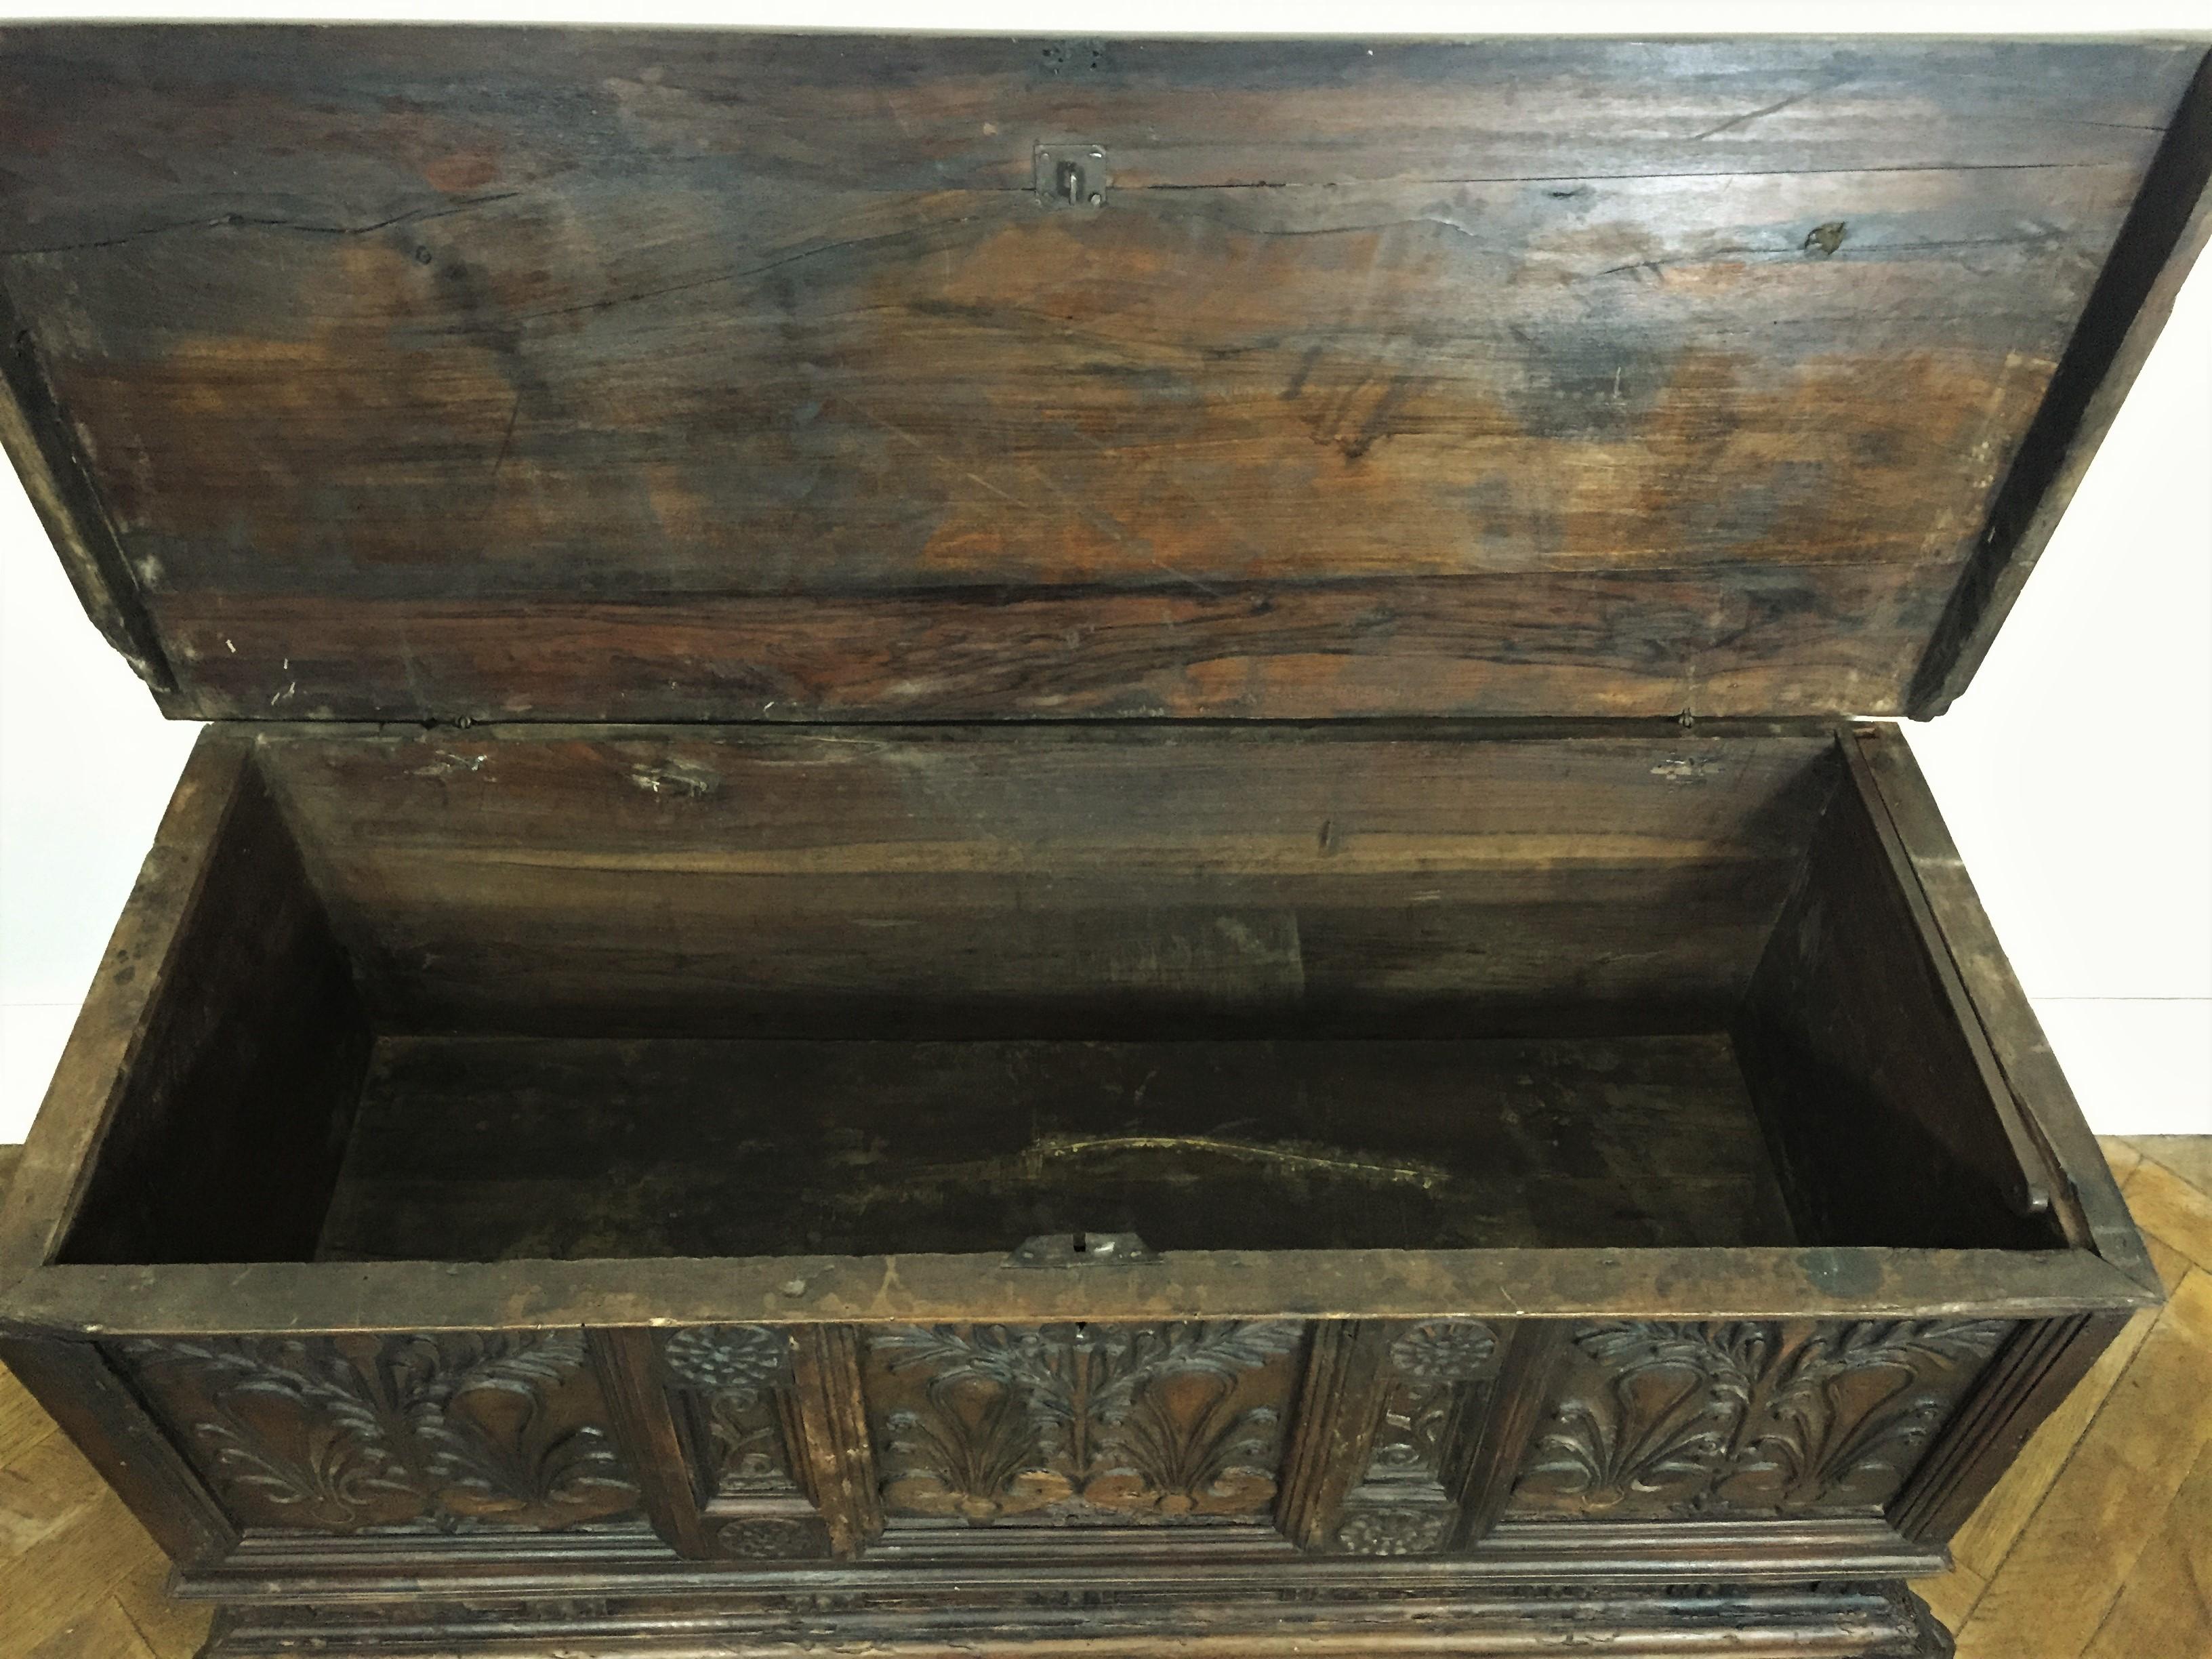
<box><xmin>0</xmin><ymin>30</ymin><xmax>2203</xmax><ymax>722</ymax></box>
<box><xmin>0</xmin><ymin>730</ymin><xmax>256</xmax><ymax>1289</ymax></box>
<box><xmin>1734</xmin><ymin>743</ymin><xmax>2060</xmax><ymax>1252</ymax></box>
<box><xmin>8</xmin><ymin>1134</ymin><xmax>2198</xmax><ymax>1656</ymax></box>
<box><xmin>0</xmin><ymin>721</ymin><xmax>2152</xmax><ymax>1343</ymax></box>
<box><xmin>54</xmin><ymin>761</ymin><xmax>371</xmax><ymax>1268</ymax></box>
<box><xmin>1849</xmin><ymin>726</ymin><xmax>2159</xmax><ymax>1292</ymax></box>
<box><xmin>1910</xmin><ymin>1141</ymin><xmax>2212</xmax><ymax>1658</ymax></box>
<box><xmin>314</xmin><ymin>1033</ymin><xmax>1798</xmax><ymax>1262</ymax></box>
<box><xmin>1910</xmin><ymin>49</ymin><xmax>2212</xmax><ymax>714</ymax></box>
<box><xmin>253</xmin><ymin>721</ymin><xmax>1839</xmax><ymax>1038</ymax></box>
<box><xmin>4</xmin><ymin>1141</ymin><xmax>2194</xmax><ymax>1659</ymax></box>
<box><xmin>0</xmin><ymin>27</ymin><xmax>2191</xmax><ymax>1652</ymax></box>
<box><xmin>0</xmin><ymin>1341</ymin><xmax>218</xmax><ymax>1658</ymax></box>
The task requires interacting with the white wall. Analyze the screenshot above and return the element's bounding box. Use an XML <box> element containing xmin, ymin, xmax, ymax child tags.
<box><xmin>2</xmin><ymin>0</ymin><xmax>2208</xmax><ymax>1143</ymax></box>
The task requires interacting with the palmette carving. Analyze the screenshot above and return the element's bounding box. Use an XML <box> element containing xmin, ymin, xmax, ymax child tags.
<box><xmin>868</xmin><ymin>1322</ymin><xmax>1301</xmax><ymax>1523</ymax></box>
<box><xmin>1511</xmin><ymin>1319</ymin><xmax>2013</xmax><ymax>1519</ymax></box>
<box><xmin>112</xmin><ymin>1333</ymin><xmax>641</xmax><ymax>1533</ymax></box>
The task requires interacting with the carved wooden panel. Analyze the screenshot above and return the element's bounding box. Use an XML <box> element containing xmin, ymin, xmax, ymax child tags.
<box><xmin>1506</xmin><ymin>1319</ymin><xmax>2013</xmax><ymax>1520</ymax></box>
<box><xmin>1330</xmin><ymin>1320</ymin><xmax>1501</xmax><ymax>1555</ymax></box>
<box><xmin>654</xmin><ymin>1324</ymin><xmax>832</xmax><ymax>1561</ymax></box>
<box><xmin>863</xmin><ymin>1322</ymin><xmax>1303</xmax><ymax>1525</ymax></box>
<box><xmin>108</xmin><ymin>1332</ymin><xmax>642</xmax><ymax>1534</ymax></box>
<box><xmin>660</xmin><ymin>1325</ymin><xmax>803</xmax><ymax>1500</ymax></box>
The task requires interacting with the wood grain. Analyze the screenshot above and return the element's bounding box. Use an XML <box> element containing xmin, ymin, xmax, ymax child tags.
<box><xmin>1912</xmin><ymin>48</ymin><xmax>2212</xmax><ymax>714</ymax></box>
<box><xmin>313</xmin><ymin>1032</ymin><xmax>1799</xmax><ymax>1263</ymax></box>
<box><xmin>5</xmin><ymin>1139</ymin><xmax>2200</xmax><ymax>1657</ymax></box>
<box><xmin>0</xmin><ymin>29</ymin><xmax>2201</xmax><ymax>722</ymax></box>
<box><xmin>2129</xmin><ymin>1137</ymin><xmax>2212</xmax><ymax>1199</ymax></box>
<box><xmin>52</xmin><ymin>754</ymin><xmax>372</xmax><ymax>1268</ymax></box>
<box><xmin>1947</xmin><ymin>1269</ymin><xmax>2212</xmax><ymax>1657</ymax></box>
<box><xmin>0</xmin><ymin>730</ymin><xmax>254</xmax><ymax>1286</ymax></box>
<box><xmin>1734</xmin><ymin>753</ymin><xmax>2057</xmax><ymax>1251</ymax></box>
<box><xmin>1945</xmin><ymin>1297</ymin><xmax>2162</xmax><ymax>1580</ymax></box>
<box><xmin>1848</xmin><ymin>726</ymin><xmax>2157</xmax><ymax>1290</ymax></box>
<box><xmin>2079</xmin><ymin>1431</ymin><xmax>2212</xmax><ymax>1659</ymax></box>
<box><xmin>22</xmin><ymin>1596</ymin><xmax>160</xmax><ymax>1659</ymax></box>
<box><xmin>0</xmin><ymin>1349</ymin><xmax>216</xmax><ymax>1657</ymax></box>
<box><xmin>2117</xmin><ymin>1154</ymin><xmax>2212</xmax><ymax>1273</ymax></box>
<box><xmin>254</xmin><ymin>721</ymin><xmax>1839</xmax><ymax>1037</ymax></box>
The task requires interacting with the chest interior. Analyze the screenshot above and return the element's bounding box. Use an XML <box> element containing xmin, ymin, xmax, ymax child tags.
<box><xmin>53</xmin><ymin>720</ymin><xmax>2062</xmax><ymax>1270</ymax></box>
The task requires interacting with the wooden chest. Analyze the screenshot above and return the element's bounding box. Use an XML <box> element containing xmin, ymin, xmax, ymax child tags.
<box><xmin>1</xmin><ymin>26</ymin><xmax>2204</xmax><ymax>1658</ymax></box>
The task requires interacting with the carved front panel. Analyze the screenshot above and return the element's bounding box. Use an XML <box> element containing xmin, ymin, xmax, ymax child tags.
<box><xmin>660</xmin><ymin>1325</ymin><xmax>802</xmax><ymax>1500</ymax></box>
<box><xmin>655</xmin><ymin>1324</ymin><xmax>832</xmax><ymax>1560</ymax></box>
<box><xmin>109</xmin><ymin>1332</ymin><xmax>642</xmax><ymax>1534</ymax></box>
<box><xmin>1507</xmin><ymin>1319</ymin><xmax>2013</xmax><ymax>1520</ymax></box>
<box><xmin>864</xmin><ymin>1322</ymin><xmax>1302</xmax><ymax>1525</ymax></box>
<box><xmin>1331</xmin><ymin>1320</ymin><xmax>1500</xmax><ymax>1555</ymax></box>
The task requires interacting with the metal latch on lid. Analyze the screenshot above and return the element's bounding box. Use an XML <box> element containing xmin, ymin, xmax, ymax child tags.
<box><xmin>1004</xmin><ymin>1231</ymin><xmax>1158</xmax><ymax>1267</ymax></box>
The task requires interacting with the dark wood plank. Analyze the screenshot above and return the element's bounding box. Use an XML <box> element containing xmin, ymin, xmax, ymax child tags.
<box><xmin>1731</xmin><ymin>742</ymin><xmax>2064</xmax><ymax>1252</ymax></box>
<box><xmin>1851</xmin><ymin>724</ymin><xmax>2161</xmax><ymax>1294</ymax></box>
<box><xmin>144</xmin><ymin>567</ymin><xmax>1961</xmax><ymax>723</ymax></box>
<box><xmin>1833</xmin><ymin>731</ymin><xmax>2063</xmax><ymax>1227</ymax></box>
<box><xmin>785</xmin><ymin>1325</ymin><xmax>883</xmax><ymax>1558</ymax></box>
<box><xmin>1449</xmin><ymin>1320</ymin><xmax>1569</xmax><ymax>1547</ymax></box>
<box><xmin>0</xmin><ymin>1242</ymin><xmax>2154</xmax><ymax>1346</ymax></box>
<box><xmin>52</xmin><ymin>756</ymin><xmax>373</xmax><ymax>1268</ymax></box>
<box><xmin>313</xmin><ymin>1032</ymin><xmax>1799</xmax><ymax>1264</ymax></box>
<box><xmin>0</xmin><ymin>28</ymin><xmax>2196</xmax><ymax>722</ymax></box>
<box><xmin>1912</xmin><ymin>45</ymin><xmax>2212</xmax><ymax>715</ymax></box>
<box><xmin>0</xmin><ymin>1336</ymin><xmax>236</xmax><ymax>1570</ymax></box>
<box><xmin>0</xmin><ymin>285</ymin><xmax>171</xmax><ymax>693</ymax></box>
<box><xmin>0</xmin><ymin>731</ymin><xmax>255</xmax><ymax>1287</ymax></box>
<box><xmin>253</xmin><ymin>722</ymin><xmax>1840</xmax><ymax>1035</ymax></box>
<box><xmin>583</xmin><ymin>1328</ymin><xmax>714</xmax><ymax>1559</ymax></box>
<box><xmin>1891</xmin><ymin>1311</ymin><xmax>2129</xmax><ymax>1547</ymax></box>
<box><xmin>0</xmin><ymin>32</ymin><xmax>2192</xmax><ymax>226</ymax></box>
<box><xmin>1275</xmin><ymin>1321</ymin><xmax>1394</xmax><ymax>1551</ymax></box>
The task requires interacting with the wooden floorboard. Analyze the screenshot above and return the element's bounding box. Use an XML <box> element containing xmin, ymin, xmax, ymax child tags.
<box><xmin>1914</xmin><ymin>1135</ymin><xmax>2212</xmax><ymax>1659</ymax></box>
<box><xmin>0</xmin><ymin>1136</ymin><xmax>2205</xmax><ymax>1658</ymax></box>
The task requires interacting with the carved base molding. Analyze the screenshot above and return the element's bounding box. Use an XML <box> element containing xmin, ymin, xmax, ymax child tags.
<box><xmin>194</xmin><ymin>1577</ymin><xmax>1953</xmax><ymax>1657</ymax></box>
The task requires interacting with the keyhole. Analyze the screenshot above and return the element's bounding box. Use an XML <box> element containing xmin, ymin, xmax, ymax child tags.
<box><xmin>1059</xmin><ymin>161</ymin><xmax>1084</xmax><ymax>205</ymax></box>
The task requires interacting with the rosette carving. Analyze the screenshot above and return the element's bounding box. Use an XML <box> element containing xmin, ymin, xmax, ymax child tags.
<box><xmin>658</xmin><ymin>1325</ymin><xmax>800</xmax><ymax>1498</ymax></box>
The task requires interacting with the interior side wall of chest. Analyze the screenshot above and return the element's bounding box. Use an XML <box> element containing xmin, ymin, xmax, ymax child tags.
<box><xmin>10</xmin><ymin>720</ymin><xmax>2083</xmax><ymax>1278</ymax></box>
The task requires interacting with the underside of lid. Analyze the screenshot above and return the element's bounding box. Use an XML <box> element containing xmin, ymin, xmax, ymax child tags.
<box><xmin>1</xmin><ymin>28</ymin><xmax>2207</xmax><ymax>724</ymax></box>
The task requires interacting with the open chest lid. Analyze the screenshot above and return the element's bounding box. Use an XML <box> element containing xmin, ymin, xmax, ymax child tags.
<box><xmin>2</xmin><ymin>27</ymin><xmax>2207</xmax><ymax>726</ymax></box>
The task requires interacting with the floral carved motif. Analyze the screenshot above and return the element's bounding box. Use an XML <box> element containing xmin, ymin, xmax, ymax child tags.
<box><xmin>868</xmin><ymin>1322</ymin><xmax>1302</xmax><ymax>1524</ymax></box>
<box><xmin>1334</xmin><ymin>1504</ymin><xmax>1455</xmax><ymax>1555</ymax></box>
<box><xmin>717</xmin><ymin>1515</ymin><xmax>828</xmax><ymax>1558</ymax></box>
<box><xmin>112</xmin><ymin>1332</ymin><xmax>641</xmax><ymax>1534</ymax></box>
<box><xmin>663</xmin><ymin>1325</ymin><xmax>788</xmax><ymax>1395</ymax></box>
<box><xmin>1326</xmin><ymin>1319</ymin><xmax>1498</xmax><ymax>1555</ymax></box>
<box><xmin>659</xmin><ymin>1325</ymin><xmax>799</xmax><ymax>1497</ymax></box>
<box><xmin>1511</xmin><ymin>1319</ymin><xmax>2013</xmax><ymax>1519</ymax></box>
<box><xmin>1387</xmin><ymin>1321</ymin><xmax>1497</xmax><ymax>1385</ymax></box>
